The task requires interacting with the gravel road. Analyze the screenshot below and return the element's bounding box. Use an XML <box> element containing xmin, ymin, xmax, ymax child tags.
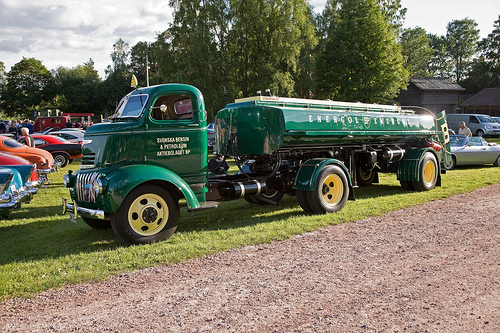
<box><xmin>1</xmin><ymin>184</ymin><xmax>499</xmax><ymax>332</ymax></box>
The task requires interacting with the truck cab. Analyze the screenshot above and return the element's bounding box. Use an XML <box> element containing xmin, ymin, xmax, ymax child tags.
<box><xmin>63</xmin><ymin>84</ymin><xmax>209</xmax><ymax>244</ymax></box>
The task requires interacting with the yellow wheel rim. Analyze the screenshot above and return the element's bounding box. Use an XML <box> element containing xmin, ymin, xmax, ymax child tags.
<box><xmin>423</xmin><ymin>160</ymin><xmax>436</xmax><ymax>184</ymax></box>
<box><xmin>321</xmin><ymin>174</ymin><xmax>344</xmax><ymax>206</ymax></box>
<box><xmin>128</xmin><ymin>193</ymin><xmax>169</xmax><ymax>236</ymax></box>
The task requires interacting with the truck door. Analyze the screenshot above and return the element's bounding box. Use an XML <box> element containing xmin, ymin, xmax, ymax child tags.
<box><xmin>144</xmin><ymin>92</ymin><xmax>208</xmax><ymax>186</ymax></box>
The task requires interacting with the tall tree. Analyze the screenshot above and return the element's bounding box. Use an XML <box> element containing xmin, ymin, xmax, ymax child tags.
<box><xmin>1</xmin><ymin>57</ymin><xmax>55</xmax><ymax>117</ymax></box>
<box><xmin>400</xmin><ymin>27</ymin><xmax>434</xmax><ymax>77</ymax></box>
<box><xmin>99</xmin><ymin>39</ymin><xmax>133</xmax><ymax>115</ymax></box>
<box><xmin>445</xmin><ymin>18</ymin><xmax>480</xmax><ymax>82</ymax></box>
<box><xmin>461</xmin><ymin>15</ymin><xmax>500</xmax><ymax>92</ymax></box>
<box><xmin>428</xmin><ymin>34</ymin><xmax>453</xmax><ymax>77</ymax></box>
<box><xmin>228</xmin><ymin>0</ymin><xmax>317</xmax><ymax>98</ymax></box>
<box><xmin>315</xmin><ymin>0</ymin><xmax>408</xmax><ymax>103</ymax></box>
<box><xmin>167</xmin><ymin>0</ymin><xmax>232</xmax><ymax>119</ymax></box>
<box><xmin>0</xmin><ymin>61</ymin><xmax>5</xmax><ymax>102</ymax></box>
<box><xmin>52</xmin><ymin>59</ymin><xmax>101</xmax><ymax>113</ymax></box>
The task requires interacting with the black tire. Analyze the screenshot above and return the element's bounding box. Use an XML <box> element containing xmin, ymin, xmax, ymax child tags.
<box><xmin>400</xmin><ymin>180</ymin><xmax>414</xmax><ymax>190</ymax></box>
<box><xmin>296</xmin><ymin>189</ymin><xmax>313</xmax><ymax>213</ymax></box>
<box><xmin>82</xmin><ymin>216</ymin><xmax>111</xmax><ymax>229</ymax></box>
<box><xmin>356</xmin><ymin>166</ymin><xmax>377</xmax><ymax>186</ymax></box>
<box><xmin>493</xmin><ymin>155</ymin><xmax>500</xmax><ymax>167</ymax></box>
<box><xmin>305</xmin><ymin>165</ymin><xmax>349</xmax><ymax>214</ymax></box>
<box><xmin>412</xmin><ymin>152</ymin><xmax>439</xmax><ymax>191</ymax></box>
<box><xmin>53</xmin><ymin>153</ymin><xmax>69</xmax><ymax>167</ymax></box>
<box><xmin>444</xmin><ymin>156</ymin><xmax>457</xmax><ymax>170</ymax></box>
<box><xmin>110</xmin><ymin>185</ymin><xmax>179</xmax><ymax>245</ymax></box>
<box><xmin>250</xmin><ymin>190</ymin><xmax>284</xmax><ymax>205</ymax></box>
<box><xmin>476</xmin><ymin>129</ymin><xmax>485</xmax><ymax>137</ymax></box>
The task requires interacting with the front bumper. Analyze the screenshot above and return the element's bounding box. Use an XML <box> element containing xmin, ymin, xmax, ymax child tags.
<box><xmin>62</xmin><ymin>197</ymin><xmax>105</xmax><ymax>222</ymax></box>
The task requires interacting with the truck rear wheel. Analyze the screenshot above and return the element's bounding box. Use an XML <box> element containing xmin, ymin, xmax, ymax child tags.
<box><xmin>412</xmin><ymin>152</ymin><xmax>439</xmax><ymax>191</ymax></box>
<box><xmin>111</xmin><ymin>185</ymin><xmax>179</xmax><ymax>245</ymax></box>
<box><xmin>356</xmin><ymin>166</ymin><xmax>377</xmax><ymax>186</ymax></box>
<box><xmin>245</xmin><ymin>190</ymin><xmax>284</xmax><ymax>205</ymax></box>
<box><xmin>305</xmin><ymin>165</ymin><xmax>349</xmax><ymax>214</ymax></box>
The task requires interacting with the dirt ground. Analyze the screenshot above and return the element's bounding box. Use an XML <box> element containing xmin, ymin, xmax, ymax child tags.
<box><xmin>1</xmin><ymin>184</ymin><xmax>499</xmax><ymax>332</ymax></box>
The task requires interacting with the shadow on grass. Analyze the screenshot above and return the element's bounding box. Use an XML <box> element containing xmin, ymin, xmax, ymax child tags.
<box><xmin>0</xmin><ymin>181</ymin><xmax>438</xmax><ymax>266</ymax></box>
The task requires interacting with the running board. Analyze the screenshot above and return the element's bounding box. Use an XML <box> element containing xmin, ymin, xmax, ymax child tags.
<box><xmin>188</xmin><ymin>201</ymin><xmax>220</xmax><ymax>211</ymax></box>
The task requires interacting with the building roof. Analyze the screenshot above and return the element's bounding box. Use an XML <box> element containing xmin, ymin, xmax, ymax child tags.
<box><xmin>410</xmin><ymin>77</ymin><xmax>465</xmax><ymax>91</ymax></box>
<box><xmin>462</xmin><ymin>88</ymin><xmax>500</xmax><ymax>106</ymax></box>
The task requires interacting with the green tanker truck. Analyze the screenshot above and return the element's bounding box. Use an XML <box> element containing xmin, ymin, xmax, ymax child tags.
<box><xmin>62</xmin><ymin>83</ymin><xmax>451</xmax><ymax>245</ymax></box>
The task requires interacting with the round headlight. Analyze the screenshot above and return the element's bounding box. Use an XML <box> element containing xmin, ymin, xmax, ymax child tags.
<box><xmin>63</xmin><ymin>174</ymin><xmax>70</xmax><ymax>187</ymax></box>
<box><xmin>93</xmin><ymin>178</ymin><xmax>103</xmax><ymax>196</ymax></box>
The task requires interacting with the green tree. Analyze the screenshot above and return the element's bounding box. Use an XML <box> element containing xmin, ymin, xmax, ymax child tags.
<box><xmin>1</xmin><ymin>57</ymin><xmax>55</xmax><ymax>117</ymax></box>
<box><xmin>461</xmin><ymin>15</ymin><xmax>500</xmax><ymax>92</ymax></box>
<box><xmin>315</xmin><ymin>0</ymin><xmax>408</xmax><ymax>103</ymax></box>
<box><xmin>428</xmin><ymin>34</ymin><xmax>453</xmax><ymax>77</ymax></box>
<box><xmin>99</xmin><ymin>39</ymin><xmax>133</xmax><ymax>115</ymax></box>
<box><xmin>167</xmin><ymin>0</ymin><xmax>232</xmax><ymax>119</ymax></box>
<box><xmin>52</xmin><ymin>59</ymin><xmax>101</xmax><ymax>113</ymax></box>
<box><xmin>0</xmin><ymin>61</ymin><xmax>5</xmax><ymax>101</ymax></box>
<box><xmin>228</xmin><ymin>0</ymin><xmax>317</xmax><ymax>98</ymax></box>
<box><xmin>400</xmin><ymin>27</ymin><xmax>434</xmax><ymax>77</ymax></box>
<box><xmin>445</xmin><ymin>18</ymin><xmax>480</xmax><ymax>82</ymax></box>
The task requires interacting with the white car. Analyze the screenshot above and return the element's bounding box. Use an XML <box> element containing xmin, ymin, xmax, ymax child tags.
<box><xmin>445</xmin><ymin>134</ymin><xmax>500</xmax><ymax>169</ymax></box>
<box><xmin>50</xmin><ymin>130</ymin><xmax>85</xmax><ymax>144</ymax></box>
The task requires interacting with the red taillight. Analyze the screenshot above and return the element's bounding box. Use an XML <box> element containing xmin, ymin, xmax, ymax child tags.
<box><xmin>425</xmin><ymin>139</ymin><xmax>442</xmax><ymax>152</ymax></box>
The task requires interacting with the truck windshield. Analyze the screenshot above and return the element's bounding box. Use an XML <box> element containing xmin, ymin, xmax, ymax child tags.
<box><xmin>112</xmin><ymin>94</ymin><xmax>149</xmax><ymax>119</ymax></box>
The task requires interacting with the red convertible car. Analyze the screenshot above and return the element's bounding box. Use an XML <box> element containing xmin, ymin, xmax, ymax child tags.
<box><xmin>18</xmin><ymin>134</ymin><xmax>82</xmax><ymax>167</ymax></box>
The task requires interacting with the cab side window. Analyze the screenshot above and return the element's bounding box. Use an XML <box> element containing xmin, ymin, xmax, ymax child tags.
<box><xmin>469</xmin><ymin>116</ymin><xmax>479</xmax><ymax>124</ymax></box>
<box><xmin>151</xmin><ymin>95</ymin><xmax>193</xmax><ymax>121</ymax></box>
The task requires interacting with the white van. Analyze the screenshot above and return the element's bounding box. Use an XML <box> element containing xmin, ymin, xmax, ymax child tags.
<box><xmin>446</xmin><ymin>114</ymin><xmax>500</xmax><ymax>137</ymax></box>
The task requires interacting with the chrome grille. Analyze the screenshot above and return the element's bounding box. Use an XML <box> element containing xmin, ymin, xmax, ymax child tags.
<box><xmin>80</xmin><ymin>153</ymin><xmax>96</xmax><ymax>169</ymax></box>
<box><xmin>76</xmin><ymin>172</ymin><xmax>101</xmax><ymax>202</ymax></box>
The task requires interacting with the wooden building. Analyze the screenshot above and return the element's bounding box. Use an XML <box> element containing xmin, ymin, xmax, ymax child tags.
<box><xmin>397</xmin><ymin>77</ymin><xmax>465</xmax><ymax>114</ymax></box>
<box><xmin>462</xmin><ymin>88</ymin><xmax>500</xmax><ymax>117</ymax></box>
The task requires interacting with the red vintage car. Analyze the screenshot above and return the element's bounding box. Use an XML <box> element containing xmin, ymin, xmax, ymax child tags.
<box><xmin>18</xmin><ymin>134</ymin><xmax>82</xmax><ymax>167</ymax></box>
<box><xmin>0</xmin><ymin>152</ymin><xmax>41</xmax><ymax>186</ymax></box>
<box><xmin>0</xmin><ymin>135</ymin><xmax>56</xmax><ymax>176</ymax></box>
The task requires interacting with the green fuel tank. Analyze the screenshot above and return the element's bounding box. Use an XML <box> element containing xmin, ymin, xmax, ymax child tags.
<box><xmin>215</xmin><ymin>96</ymin><xmax>439</xmax><ymax>156</ymax></box>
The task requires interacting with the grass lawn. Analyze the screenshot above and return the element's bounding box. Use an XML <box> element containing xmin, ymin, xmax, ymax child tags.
<box><xmin>0</xmin><ymin>157</ymin><xmax>499</xmax><ymax>301</ymax></box>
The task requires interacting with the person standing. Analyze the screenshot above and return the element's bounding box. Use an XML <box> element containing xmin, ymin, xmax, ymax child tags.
<box><xmin>21</xmin><ymin>127</ymin><xmax>35</xmax><ymax>147</ymax></box>
<box><xmin>458</xmin><ymin>121</ymin><xmax>472</xmax><ymax>137</ymax></box>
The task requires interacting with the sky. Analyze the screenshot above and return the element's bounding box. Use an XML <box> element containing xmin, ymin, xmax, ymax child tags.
<box><xmin>0</xmin><ymin>0</ymin><xmax>498</xmax><ymax>79</ymax></box>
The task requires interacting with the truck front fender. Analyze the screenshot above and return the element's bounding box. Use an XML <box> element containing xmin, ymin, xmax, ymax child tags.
<box><xmin>103</xmin><ymin>164</ymin><xmax>200</xmax><ymax>213</ymax></box>
<box><xmin>293</xmin><ymin>158</ymin><xmax>355</xmax><ymax>200</ymax></box>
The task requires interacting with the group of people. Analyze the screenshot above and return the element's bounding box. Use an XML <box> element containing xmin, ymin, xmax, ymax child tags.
<box><xmin>0</xmin><ymin>119</ymin><xmax>34</xmax><ymax>139</ymax></box>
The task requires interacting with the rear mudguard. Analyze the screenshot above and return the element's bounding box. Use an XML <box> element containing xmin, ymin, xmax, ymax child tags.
<box><xmin>292</xmin><ymin>158</ymin><xmax>355</xmax><ymax>200</ymax></box>
<box><xmin>397</xmin><ymin>148</ymin><xmax>441</xmax><ymax>185</ymax></box>
<box><xmin>102</xmin><ymin>164</ymin><xmax>201</xmax><ymax>213</ymax></box>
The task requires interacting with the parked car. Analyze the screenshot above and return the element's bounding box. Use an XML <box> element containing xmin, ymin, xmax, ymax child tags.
<box><xmin>446</xmin><ymin>114</ymin><xmax>500</xmax><ymax>137</ymax></box>
<box><xmin>0</xmin><ymin>152</ymin><xmax>41</xmax><ymax>188</ymax></box>
<box><xmin>34</xmin><ymin>116</ymin><xmax>71</xmax><ymax>133</ymax></box>
<box><xmin>18</xmin><ymin>134</ymin><xmax>82</xmax><ymax>167</ymax></box>
<box><xmin>49</xmin><ymin>129</ymin><xmax>85</xmax><ymax>144</ymax></box>
<box><xmin>207</xmin><ymin>122</ymin><xmax>215</xmax><ymax>148</ymax></box>
<box><xmin>445</xmin><ymin>134</ymin><xmax>500</xmax><ymax>170</ymax></box>
<box><xmin>0</xmin><ymin>154</ymin><xmax>39</xmax><ymax>217</ymax></box>
<box><xmin>0</xmin><ymin>135</ymin><xmax>57</xmax><ymax>182</ymax></box>
<box><xmin>493</xmin><ymin>116</ymin><xmax>500</xmax><ymax>124</ymax></box>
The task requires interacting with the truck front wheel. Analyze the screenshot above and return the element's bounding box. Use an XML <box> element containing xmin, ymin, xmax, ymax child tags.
<box><xmin>305</xmin><ymin>165</ymin><xmax>349</xmax><ymax>214</ymax></box>
<box><xmin>111</xmin><ymin>185</ymin><xmax>179</xmax><ymax>245</ymax></box>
